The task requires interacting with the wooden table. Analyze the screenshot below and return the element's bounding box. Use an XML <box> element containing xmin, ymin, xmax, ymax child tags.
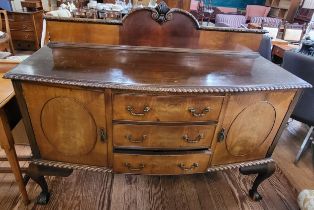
<box><xmin>272</xmin><ymin>43</ymin><xmax>299</xmax><ymax>59</ymax></box>
<box><xmin>4</xmin><ymin>3</ymin><xmax>311</xmax><ymax>205</ymax></box>
<box><xmin>0</xmin><ymin>72</ymin><xmax>29</xmax><ymax>204</ymax></box>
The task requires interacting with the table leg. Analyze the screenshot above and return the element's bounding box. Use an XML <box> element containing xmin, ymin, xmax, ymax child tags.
<box><xmin>0</xmin><ymin>109</ymin><xmax>29</xmax><ymax>204</ymax></box>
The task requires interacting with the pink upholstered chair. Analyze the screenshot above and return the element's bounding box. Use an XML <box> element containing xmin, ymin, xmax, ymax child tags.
<box><xmin>189</xmin><ymin>0</ymin><xmax>198</xmax><ymax>11</ymax></box>
<box><xmin>216</xmin><ymin>7</ymin><xmax>237</xmax><ymax>14</ymax></box>
<box><xmin>246</xmin><ymin>5</ymin><xmax>270</xmax><ymax>20</ymax></box>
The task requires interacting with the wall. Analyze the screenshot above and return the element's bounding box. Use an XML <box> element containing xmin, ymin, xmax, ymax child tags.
<box><xmin>211</xmin><ymin>0</ymin><xmax>266</xmax><ymax>9</ymax></box>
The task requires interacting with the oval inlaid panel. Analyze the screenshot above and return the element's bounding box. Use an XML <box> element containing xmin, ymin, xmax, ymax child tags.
<box><xmin>40</xmin><ymin>97</ymin><xmax>97</xmax><ymax>156</ymax></box>
<box><xmin>226</xmin><ymin>102</ymin><xmax>276</xmax><ymax>156</ymax></box>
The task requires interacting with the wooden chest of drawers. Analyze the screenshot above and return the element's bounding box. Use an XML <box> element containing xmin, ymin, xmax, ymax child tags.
<box><xmin>4</xmin><ymin>4</ymin><xmax>311</xmax><ymax>204</ymax></box>
<box><xmin>6</xmin><ymin>11</ymin><xmax>43</xmax><ymax>50</ymax></box>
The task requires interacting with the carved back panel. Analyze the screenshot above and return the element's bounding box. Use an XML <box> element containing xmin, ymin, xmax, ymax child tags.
<box><xmin>45</xmin><ymin>2</ymin><xmax>265</xmax><ymax>51</ymax></box>
<box><xmin>120</xmin><ymin>4</ymin><xmax>200</xmax><ymax>48</ymax></box>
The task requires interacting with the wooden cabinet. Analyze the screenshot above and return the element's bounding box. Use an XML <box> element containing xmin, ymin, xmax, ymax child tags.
<box><xmin>3</xmin><ymin>5</ymin><xmax>311</xmax><ymax>203</ymax></box>
<box><xmin>6</xmin><ymin>11</ymin><xmax>43</xmax><ymax>50</ymax></box>
<box><xmin>21</xmin><ymin>83</ymin><xmax>108</xmax><ymax>166</ymax></box>
<box><xmin>266</xmin><ymin>0</ymin><xmax>301</xmax><ymax>21</ymax></box>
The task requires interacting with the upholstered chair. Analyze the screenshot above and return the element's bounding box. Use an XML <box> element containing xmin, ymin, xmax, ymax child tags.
<box><xmin>282</xmin><ymin>51</ymin><xmax>314</xmax><ymax>164</ymax></box>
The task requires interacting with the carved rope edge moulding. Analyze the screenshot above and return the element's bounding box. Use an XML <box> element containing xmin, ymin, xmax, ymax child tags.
<box><xmin>32</xmin><ymin>158</ymin><xmax>273</xmax><ymax>173</ymax></box>
<box><xmin>5</xmin><ymin>74</ymin><xmax>312</xmax><ymax>93</ymax></box>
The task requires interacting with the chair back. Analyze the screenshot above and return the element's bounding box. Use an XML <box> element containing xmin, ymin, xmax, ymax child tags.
<box><xmin>306</xmin><ymin>22</ymin><xmax>314</xmax><ymax>40</ymax></box>
<box><xmin>246</xmin><ymin>5</ymin><xmax>270</xmax><ymax>19</ymax></box>
<box><xmin>283</xmin><ymin>22</ymin><xmax>307</xmax><ymax>43</ymax></box>
<box><xmin>215</xmin><ymin>14</ymin><xmax>246</xmax><ymax>28</ymax></box>
<box><xmin>0</xmin><ymin>10</ymin><xmax>9</xmax><ymax>32</ymax></box>
<box><xmin>260</xmin><ymin>19</ymin><xmax>282</xmax><ymax>39</ymax></box>
<box><xmin>258</xmin><ymin>34</ymin><xmax>272</xmax><ymax>60</ymax></box>
<box><xmin>282</xmin><ymin>51</ymin><xmax>314</xmax><ymax>125</ymax></box>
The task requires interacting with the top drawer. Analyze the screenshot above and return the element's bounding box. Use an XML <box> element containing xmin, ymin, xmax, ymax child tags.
<box><xmin>113</xmin><ymin>94</ymin><xmax>224</xmax><ymax>122</ymax></box>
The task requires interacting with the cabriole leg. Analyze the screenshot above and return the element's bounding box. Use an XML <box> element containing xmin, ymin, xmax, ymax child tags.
<box><xmin>239</xmin><ymin>162</ymin><xmax>276</xmax><ymax>201</ymax></box>
<box><xmin>27</xmin><ymin>163</ymin><xmax>73</xmax><ymax>205</ymax></box>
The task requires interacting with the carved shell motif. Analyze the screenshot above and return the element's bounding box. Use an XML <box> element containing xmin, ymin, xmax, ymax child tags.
<box><xmin>152</xmin><ymin>1</ymin><xmax>173</xmax><ymax>24</ymax></box>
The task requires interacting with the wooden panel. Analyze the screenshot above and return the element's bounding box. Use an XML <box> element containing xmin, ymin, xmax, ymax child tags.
<box><xmin>21</xmin><ymin>82</ymin><xmax>108</xmax><ymax>167</ymax></box>
<box><xmin>120</xmin><ymin>10</ymin><xmax>200</xmax><ymax>48</ymax></box>
<box><xmin>199</xmin><ymin>30</ymin><xmax>263</xmax><ymax>51</ymax></box>
<box><xmin>46</xmin><ymin>21</ymin><xmax>120</xmax><ymax>45</ymax></box>
<box><xmin>211</xmin><ymin>90</ymin><xmax>296</xmax><ymax>165</ymax></box>
<box><xmin>113</xmin><ymin>151</ymin><xmax>210</xmax><ymax>175</ymax></box>
<box><xmin>113</xmin><ymin>124</ymin><xmax>216</xmax><ymax>149</ymax></box>
<box><xmin>113</xmin><ymin>94</ymin><xmax>224</xmax><ymax>122</ymax></box>
<box><xmin>45</xmin><ymin>19</ymin><xmax>262</xmax><ymax>51</ymax></box>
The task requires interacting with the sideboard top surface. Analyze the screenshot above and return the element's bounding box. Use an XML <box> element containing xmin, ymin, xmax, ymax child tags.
<box><xmin>4</xmin><ymin>43</ymin><xmax>311</xmax><ymax>93</ymax></box>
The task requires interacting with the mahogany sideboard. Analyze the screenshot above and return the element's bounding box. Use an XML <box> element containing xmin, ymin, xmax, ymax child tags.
<box><xmin>4</xmin><ymin>3</ymin><xmax>311</xmax><ymax>204</ymax></box>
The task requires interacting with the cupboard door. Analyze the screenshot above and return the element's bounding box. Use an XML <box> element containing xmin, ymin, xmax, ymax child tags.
<box><xmin>211</xmin><ymin>91</ymin><xmax>296</xmax><ymax>166</ymax></box>
<box><xmin>22</xmin><ymin>83</ymin><xmax>107</xmax><ymax>166</ymax></box>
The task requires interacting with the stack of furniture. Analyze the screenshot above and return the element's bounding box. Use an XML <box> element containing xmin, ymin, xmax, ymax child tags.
<box><xmin>6</xmin><ymin>10</ymin><xmax>43</xmax><ymax>50</ymax></box>
<box><xmin>265</xmin><ymin>0</ymin><xmax>301</xmax><ymax>22</ymax></box>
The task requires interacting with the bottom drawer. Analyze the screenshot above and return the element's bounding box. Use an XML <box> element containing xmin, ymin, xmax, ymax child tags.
<box><xmin>113</xmin><ymin>151</ymin><xmax>210</xmax><ymax>175</ymax></box>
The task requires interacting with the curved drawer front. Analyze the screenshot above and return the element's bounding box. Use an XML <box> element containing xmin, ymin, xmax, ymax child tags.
<box><xmin>113</xmin><ymin>151</ymin><xmax>210</xmax><ymax>175</ymax></box>
<box><xmin>113</xmin><ymin>124</ymin><xmax>216</xmax><ymax>149</ymax></box>
<box><xmin>113</xmin><ymin>94</ymin><xmax>224</xmax><ymax>122</ymax></box>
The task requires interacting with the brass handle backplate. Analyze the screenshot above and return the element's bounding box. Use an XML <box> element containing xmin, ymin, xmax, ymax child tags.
<box><xmin>124</xmin><ymin>163</ymin><xmax>145</xmax><ymax>171</ymax></box>
<box><xmin>188</xmin><ymin>107</ymin><xmax>210</xmax><ymax>117</ymax></box>
<box><xmin>178</xmin><ymin>163</ymin><xmax>199</xmax><ymax>171</ymax></box>
<box><xmin>217</xmin><ymin>128</ymin><xmax>225</xmax><ymax>142</ymax></box>
<box><xmin>99</xmin><ymin>127</ymin><xmax>107</xmax><ymax>143</ymax></box>
<box><xmin>126</xmin><ymin>134</ymin><xmax>147</xmax><ymax>143</ymax></box>
<box><xmin>182</xmin><ymin>134</ymin><xmax>204</xmax><ymax>143</ymax></box>
<box><xmin>127</xmin><ymin>105</ymin><xmax>151</xmax><ymax>116</ymax></box>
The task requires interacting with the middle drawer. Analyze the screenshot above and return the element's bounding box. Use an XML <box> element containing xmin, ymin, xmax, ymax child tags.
<box><xmin>113</xmin><ymin>124</ymin><xmax>216</xmax><ymax>149</ymax></box>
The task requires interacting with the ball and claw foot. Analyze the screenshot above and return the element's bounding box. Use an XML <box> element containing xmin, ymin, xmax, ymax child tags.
<box><xmin>36</xmin><ymin>191</ymin><xmax>50</xmax><ymax>205</ymax></box>
<box><xmin>239</xmin><ymin>162</ymin><xmax>275</xmax><ymax>202</ymax></box>
<box><xmin>249</xmin><ymin>189</ymin><xmax>262</xmax><ymax>201</ymax></box>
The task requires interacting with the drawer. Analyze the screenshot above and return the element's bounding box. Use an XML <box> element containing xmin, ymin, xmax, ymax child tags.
<box><xmin>10</xmin><ymin>21</ymin><xmax>34</xmax><ymax>32</ymax></box>
<box><xmin>8</xmin><ymin>13</ymin><xmax>31</xmax><ymax>22</ymax></box>
<box><xmin>11</xmin><ymin>31</ymin><xmax>35</xmax><ymax>41</ymax></box>
<box><xmin>113</xmin><ymin>151</ymin><xmax>210</xmax><ymax>175</ymax></box>
<box><xmin>113</xmin><ymin>124</ymin><xmax>216</xmax><ymax>149</ymax></box>
<box><xmin>113</xmin><ymin>94</ymin><xmax>224</xmax><ymax>122</ymax></box>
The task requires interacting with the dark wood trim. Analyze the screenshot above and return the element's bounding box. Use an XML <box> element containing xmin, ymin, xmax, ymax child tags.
<box><xmin>266</xmin><ymin>89</ymin><xmax>303</xmax><ymax>157</ymax></box>
<box><xmin>5</xmin><ymin>74</ymin><xmax>311</xmax><ymax>94</ymax></box>
<box><xmin>12</xmin><ymin>80</ymin><xmax>41</xmax><ymax>159</ymax></box>
<box><xmin>105</xmin><ymin>89</ymin><xmax>113</xmax><ymax>167</ymax></box>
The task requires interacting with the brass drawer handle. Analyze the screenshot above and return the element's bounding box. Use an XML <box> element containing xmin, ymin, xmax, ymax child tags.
<box><xmin>127</xmin><ymin>105</ymin><xmax>150</xmax><ymax>116</ymax></box>
<box><xmin>182</xmin><ymin>134</ymin><xmax>204</xmax><ymax>143</ymax></box>
<box><xmin>178</xmin><ymin>163</ymin><xmax>199</xmax><ymax>171</ymax></box>
<box><xmin>124</xmin><ymin>163</ymin><xmax>145</xmax><ymax>171</ymax></box>
<box><xmin>188</xmin><ymin>107</ymin><xmax>210</xmax><ymax>117</ymax></box>
<box><xmin>125</xmin><ymin>134</ymin><xmax>147</xmax><ymax>143</ymax></box>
